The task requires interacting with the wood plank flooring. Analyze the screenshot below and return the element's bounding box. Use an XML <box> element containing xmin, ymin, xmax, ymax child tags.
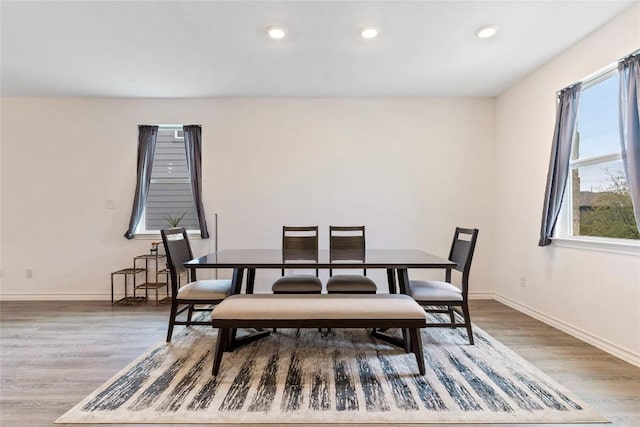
<box><xmin>1</xmin><ymin>299</ymin><xmax>638</xmax><ymax>427</ymax></box>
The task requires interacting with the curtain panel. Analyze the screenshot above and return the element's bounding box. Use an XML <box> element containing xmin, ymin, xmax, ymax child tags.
<box><xmin>124</xmin><ymin>125</ymin><xmax>159</xmax><ymax>239</ymax></box>
<box><xmin>618</xmin><ymin>53</ymin><xmax>640</xmax><ymax>233</ymax></box>
<box><xmin>183</xmin><ymin>125</ymin><xmax>210</xmax><ymax>239</ymax></box>
<box><xmin>538</xmin><ymin>84</ymin><xmax>582</xmax><ymax>246</ymax></box>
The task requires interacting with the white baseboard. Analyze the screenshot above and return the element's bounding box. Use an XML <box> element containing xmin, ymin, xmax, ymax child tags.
<box><xmin>1</xmin><ymin>291</ymin><xmax>494</xmax><ymax>301</ymax></box>
<box><xmin>494</xmin><ymin>293</ymin><xmax>640</xmax><ymax>368</ymax></box>
<box><xmin>469</xmin><ymin>292</ymin><xmax>493</xmax><ymax>300</ymax></box>
<box><xmin>1</xmin><ymin>293</ymin><xmax>119</xmax><ymax>301</ymax></box>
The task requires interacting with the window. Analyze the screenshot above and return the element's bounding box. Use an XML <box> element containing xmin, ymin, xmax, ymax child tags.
<box><xmin>136</xmin><ymin>125</ymin><xmax>199</xmax><ymax>233</ymax></box>
<box><xmin>558</xmin><ymin>71</ymin><xmax>639</xmax><ymax>241</ymax></box>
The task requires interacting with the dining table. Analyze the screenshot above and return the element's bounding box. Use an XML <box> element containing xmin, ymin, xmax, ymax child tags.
<box><xmin>184</xmin><ymin>248</ymin><xmax>456</xmax><ymax>296</ymax></box>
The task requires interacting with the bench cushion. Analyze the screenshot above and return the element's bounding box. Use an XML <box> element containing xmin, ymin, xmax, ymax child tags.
<box><xmin>211</xmin><ymin>294</ymin><xmax>426</xmax><ymax>320</ymax></box>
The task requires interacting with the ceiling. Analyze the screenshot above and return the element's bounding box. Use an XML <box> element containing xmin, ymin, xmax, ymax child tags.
<box><xmin>1</xmin><ymin>1</ymin><xmax>636</xmax><ymax>98</ymax></box>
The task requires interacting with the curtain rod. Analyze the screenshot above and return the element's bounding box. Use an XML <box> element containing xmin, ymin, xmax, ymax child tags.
<box><xmin>557</xmin><ymin>48</ymin><xmax>640</xmax><ymax>95</ymax></box>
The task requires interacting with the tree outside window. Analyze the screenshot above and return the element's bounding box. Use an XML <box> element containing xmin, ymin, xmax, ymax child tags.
<box><xmin>563</xmin><ymin>72</ymin><xmax>639</xmax><ymax>241</ymax></box>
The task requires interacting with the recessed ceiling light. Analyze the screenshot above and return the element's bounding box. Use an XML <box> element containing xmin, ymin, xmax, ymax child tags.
<box><xmin>475</xmin><ymin>24</ymin><xmax>498</xmax><ymax>39</ymax></box>
<box><xmin>266</xmin><ymin>26</ymin><xmax>287</xmax><ymax>40</ymax></box>
<box><xmin>359</xmin><ymin>26</ymin><xmax>379</xmax><ymax>39</ymax></box>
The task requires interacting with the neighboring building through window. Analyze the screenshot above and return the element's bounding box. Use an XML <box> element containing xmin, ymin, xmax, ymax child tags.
<box><xmin>559</xmin><ymin>71</ymin><xmax>639</xmax><ymax>240</ymax></box>
<box><xmin>136</xmin><ymin>125</ymin><xmax>199</xmax><ymax>232</ymax></box>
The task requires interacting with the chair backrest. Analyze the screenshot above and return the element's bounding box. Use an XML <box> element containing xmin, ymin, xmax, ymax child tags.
<box><xmin>329</xmin><ymin>225</ymin><xmax>366</xmax><ymax>276</ymax></box>
<box><xmin>282</xmin><ymin>226</ymin><xmax>319</xmax><ymax>275</ymax></box>
<box><xmin>283</xmin><ymin>225</ymin><xmax>318</xmax><ymax>252</ymax></box>
<box><xmin>161</xmin><ymin>227</ymin><xmax>194</xmax><ymax>295</ymax></box>
<box><xmin>447</xmin><ymin>227</ymin><xmax>479</xmax><ymax>294</ymax></box>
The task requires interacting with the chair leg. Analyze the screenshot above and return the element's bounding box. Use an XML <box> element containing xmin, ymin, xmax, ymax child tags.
<box><xmin>448</xmin><ymin>306</ymin><xmax>456</xmax><ymax>325</ymax></box>
<box><xmin>166</xmin><ymin>301</ymin><xmax>178</xmax><ymax>342</ymax></box>
<box><xmin>462</xmin><ymin>301</ymin><xmax>474</xmax><ymax>345</ymax></box>
<box><xmin>187</xmin><ymin>304</ymin><xmax>195</xmax><ymax>326</ymax></box>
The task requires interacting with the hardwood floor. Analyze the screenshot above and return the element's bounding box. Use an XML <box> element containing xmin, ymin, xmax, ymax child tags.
<box><xmin>1</xmin><ymin>299</ymin><xmax>638</xmax><ymax>427</ymax></box>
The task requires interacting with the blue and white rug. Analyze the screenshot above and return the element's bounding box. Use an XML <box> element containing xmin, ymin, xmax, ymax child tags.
<box><xmin>56</xmin><ymin>317</ymin><xmax>606</xmax><ymax>424</ymax></box>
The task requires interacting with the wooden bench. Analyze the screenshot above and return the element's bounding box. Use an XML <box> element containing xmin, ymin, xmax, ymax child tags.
<box><xmin>210</xmin><ymin>293</ymin><xmax>428</xmax><ymax>376</ymax></box>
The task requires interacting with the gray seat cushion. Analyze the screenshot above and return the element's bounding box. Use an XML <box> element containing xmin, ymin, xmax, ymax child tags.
<box><xmin>409</xmin><ymin>280</ymin><xmax>463</xmax><ymax>301</ymax></box>
<box><xmin>326</xmin><ymin>274</ymin><xmax>377</xmax><ymax>293</ymax></box>
<box><xmin>272</xmin><ymin>275</ymin><xmax>322</xmax><ymax>293</ymax></box>
<box><xmin>177</xmin><ymin>279</ymin><xmax>232</xmax><ymax>300</ymax></box>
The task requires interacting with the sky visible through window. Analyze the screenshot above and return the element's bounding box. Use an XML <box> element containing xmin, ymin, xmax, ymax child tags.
<box><xmin>575</xmin><ymin>73</ymin><xmax>621</xmax><ymax>192</ymax></box>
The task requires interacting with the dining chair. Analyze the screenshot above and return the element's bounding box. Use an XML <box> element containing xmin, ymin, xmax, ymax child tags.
<box><xmin>271</xmin><ymin>226</ymin><xmax>322</xmax><ymax>294</ymax></box>
<box><xmin>161</xmin><ymin>227</ymin><xmax>232</xmax><ymax>342</ymax></box>
<box><xmin>408</xmin><ymin>227</ymin><xmax>479</xmax><ymax>344</ymax></box>
<box><xmin>326</xmin><ymin>226</ymin><xmax>377</xmax><ymax>294</ymax></box>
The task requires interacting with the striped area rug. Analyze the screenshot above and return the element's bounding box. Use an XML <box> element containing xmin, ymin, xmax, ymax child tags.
<box><xmin>56</xmin><ymin>316</ymin><xmax>606</xmax><ymax>424</ymax></box>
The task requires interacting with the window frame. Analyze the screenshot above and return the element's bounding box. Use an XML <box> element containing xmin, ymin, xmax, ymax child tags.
<box><xmin>553</xmin><ymin>67</ymin><xmax>640</xmax><ymax>253</ymax></box>
<box><xmin>134</xmin><ymin>124</ymin><xmax>201</xmax><ymax>236</ymax></box>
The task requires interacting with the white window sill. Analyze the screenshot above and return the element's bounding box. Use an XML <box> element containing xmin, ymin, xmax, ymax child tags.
<box><xmin>551</xmin><ymin>236</ymin><xmax>640</xmax><ymax>255</ymax></box>
<box><xmin>134</xmin><ymin>230</ymin><xmax>202</xmax><ymax>240</ymax></box>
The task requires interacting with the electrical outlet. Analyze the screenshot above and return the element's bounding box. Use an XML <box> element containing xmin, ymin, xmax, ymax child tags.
<box><xmin>519</xmin><ymin>275</ymin><xmax>526</xmax><ymax>287</ymax></box>
<box><xmin>105</xmin><ymin>200</ymin><xmax>115</xmax><ymax>210</ymax></box>
<box><xmin>26</xmin><ymin>268</ymin><xmax>34</xmax><ymax>279</ymax></box>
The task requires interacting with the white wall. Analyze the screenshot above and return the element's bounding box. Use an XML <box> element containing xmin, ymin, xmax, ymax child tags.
<box><xmin>2</xmin><ymin>5</ymin><xmax>636</xmax><ymax>368</ymax></box>
<box><xmin>494</xmin><ymin>4</ymin><xmax>640</xmax><ymax>366</ymax></box>
<box><xmin>0</xmin><ymin>98</ymin><xmax>495</xmax><ymax>299</ymax></box>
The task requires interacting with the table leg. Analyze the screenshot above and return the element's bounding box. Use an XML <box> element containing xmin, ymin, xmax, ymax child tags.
<box><xmin>246</xmin><ymin>268</ymin><xmax>256</xmax><ymax>294</ymax></box>
<box><xmin>386</xmin><ymin>269</ymin><xmax>397</xmax><ymax>294</ymax></box>
<box><xmin>402</xmin><ymin>328</ymin><xmax>411</xmax><ymax>353</ymax></box>
<box><xmin>231</xmin><ymin>268</ymin><xmax>244</xmax><ymax>295</ymax></box>
<box><xmin>229</xmin><ymin>329</ymin><xmax>271</xmax><ymax>350</ymax></box>
<box><xmin>226</xmin><ymin>267</ymin><xmax>270</xmax><ymax>350</ymax></box>
<box><xmin>374</xmin><ymin>269</ymin><xmax>397</xmax><ymax>333</ymax></box>
<box><xmin>397</xmin><ymin>268</ymin><xmax>410</xmax><ymax>295</ymax></box>
<box><xmin>371</xmin><ymin>328</ymin><xmax>407</xmax><ymax>349</ymax></box>
<box><xmin>372</xmin><ymin>268</ymin><xmax>411</xmax><ymax>349</ymax></box>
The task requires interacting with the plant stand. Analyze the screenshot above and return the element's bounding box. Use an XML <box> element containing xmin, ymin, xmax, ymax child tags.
<box><xmin>111</xmin><ymin>268</ymin><xmax>146</xmax><ymax>305</ymax></box>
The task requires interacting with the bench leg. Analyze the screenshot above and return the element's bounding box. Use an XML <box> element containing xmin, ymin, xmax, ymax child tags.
<box><xmin>212</xmin><ymin>328</ymin><xmax>229</xmax><ymax>376</ymax></box>
<box><xmin>227</xmin><ymin>327</ymin><xmax>270</xmax><ymax>351</ymax></box>
<box><xmin>409</xmin><ymin>328</ymin><xmax>425</xmax><ymax>375</ymax></box>
<box><xmin>230</xmin><ymin>328</ymin><xmax>237</xmax><ymax>349</ymax></box>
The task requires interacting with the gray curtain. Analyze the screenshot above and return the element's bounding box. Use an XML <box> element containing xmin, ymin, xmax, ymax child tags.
<box><xmin>618</xmin><ymin>53</ymin><xmax>640</xmax><ymax>233</ymax></box>
<box><xmin>124</xmin><ymin>125</ymin><xmax>158</xmax><ymax>239</ymax></box>
<box><xmin>183</xmin><ymin>125</ymin><xmax>209</xmax><ymax>238</ymax></box>
<box><xmin>538</xmin><ymin>84</ymin><xmax>582</xmax><ymax>246</ymax></box>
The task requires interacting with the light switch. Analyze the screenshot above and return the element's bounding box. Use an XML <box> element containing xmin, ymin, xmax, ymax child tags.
<box><xmin>105</xmin><ymin>200</ymin><xmax>115</xmax><ymax>210</ymax></box>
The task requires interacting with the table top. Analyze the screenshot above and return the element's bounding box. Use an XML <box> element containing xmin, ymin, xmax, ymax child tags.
<box><xmin>185</xmin><ymin>249</ymin><xmax>455</xmax><ymax>269</ymax></box>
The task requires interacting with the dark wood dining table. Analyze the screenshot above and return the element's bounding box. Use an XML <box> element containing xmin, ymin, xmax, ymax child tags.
<box><xmin>184</xmin><ymin>248</ymin><xmax>456</xmax><ymax>296</ymax></box>
<box><xmin>184</xmin><ymin>248</ymin><xmax>455</xmax><ymax>349</ymax></box>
